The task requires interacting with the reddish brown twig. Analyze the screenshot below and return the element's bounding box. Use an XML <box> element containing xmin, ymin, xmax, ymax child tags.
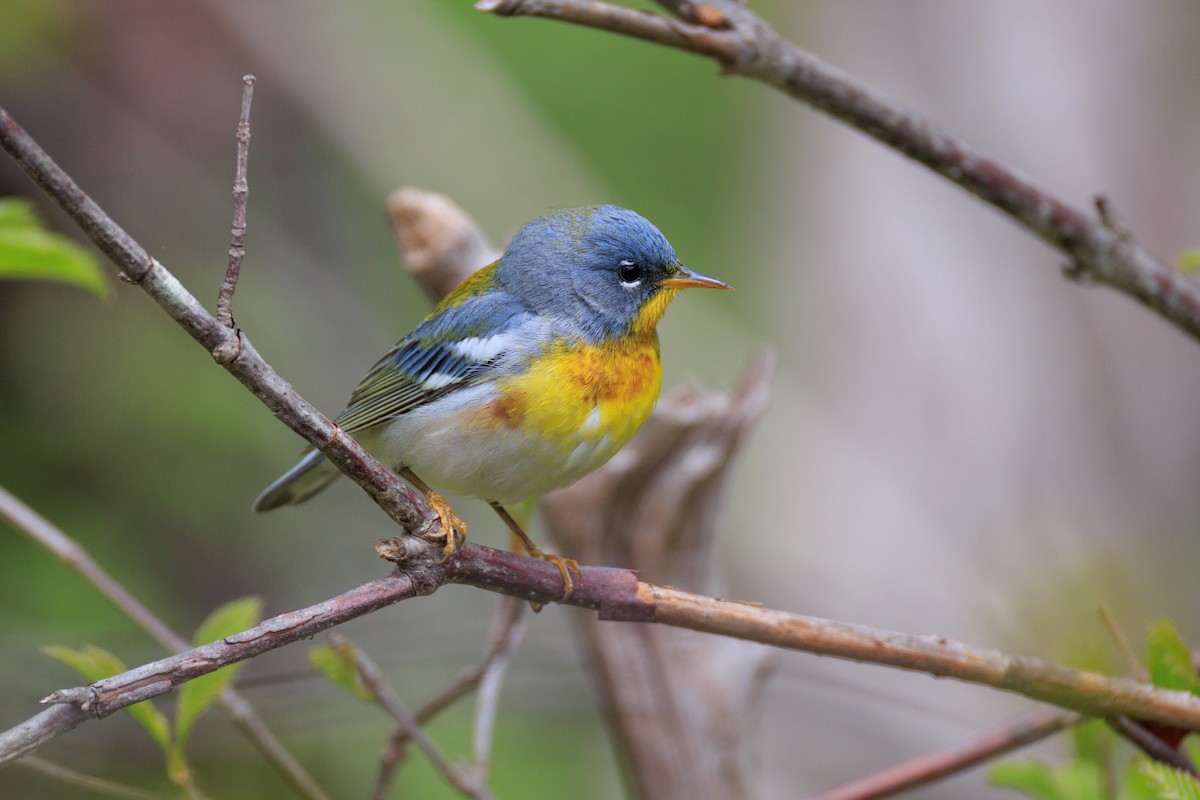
<box><xmin>808</xmin><ymin>711</ymin><xmax>1080</xmax><ymax>800</ymax></box>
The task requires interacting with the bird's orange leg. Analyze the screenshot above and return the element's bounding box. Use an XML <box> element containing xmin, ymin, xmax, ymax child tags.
<box><xmin>401</xmin><ymin>468</ymin><xmax>466</xmax><ymax>560</ymax></box>
<box><xmin>488</xmin><ymin>500</ymin><xmax>579</xmax><ymax>601</ymax></box>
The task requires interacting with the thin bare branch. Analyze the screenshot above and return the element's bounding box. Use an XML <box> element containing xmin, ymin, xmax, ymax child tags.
<box><xmin>370</xmin><ymin>596</ymin><xmax>526</xmax><ymax>800</ymax></box>
<box><xmin>479</xmin><ymin>0</ymin><xmax>1200</xmax><ymax>343</ymax></box>
<box><xmin>333</xmin><ymin>635</ymin><xmax>492</xmax><ymax>800</ymax></box>
<box><xmin>0</xmin><ymin>485</ymin><xmax>331</xmax><ymax>800</ymax></box>
<box><xmin>216</xmin><ymin>74</ymin><xmax>254</xmax><ymax>329</ymax></box>
<box><xmin>808</xmin><ymin>711</ymin><xmax>1080</xmax><ymax>800</ymax></box>
<box><xmin>17</xmin><ymin>756</ymin><xmax>167</xmax><ymax>800</ymax></box>
<box><xmin>1099</xmin><ymin>604</ymin><xmax>1148</xmax><ymax>683</ymax></box>
<box><xmin>1107</xmin><ymin>715</ymin><xmax>1198</xmax><ymax>776</ymax></box>
<box><xmin>470</xmin><ymin>596</ymin><xmax>527</xmax><ymax>784</ymax></box>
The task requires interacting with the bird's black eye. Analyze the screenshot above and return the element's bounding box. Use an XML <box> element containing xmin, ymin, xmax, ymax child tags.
<box><xmin>618</xmin><ymin>260</ymin><xmax>643</xmax><ymax>287</ymax></box>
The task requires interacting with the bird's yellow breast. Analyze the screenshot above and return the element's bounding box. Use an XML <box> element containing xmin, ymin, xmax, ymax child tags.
<box><xmin>488</xmin><ymin>333</ymin><xmax>663</xmax><ymax>460</ymax></box>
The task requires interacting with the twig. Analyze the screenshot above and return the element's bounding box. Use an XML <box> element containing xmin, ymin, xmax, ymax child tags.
<box><xmin>216</xmin><ymin>74</ymin><xmax>254</xmax><ymax>329</ymax></box>
<box><xmin>17</xmin><ymin>755</ymin><xmax>166</xmax><ymax>800</ymax></box>
<box><xmin>0</xmin><ymin>485</ymin><xmax>331</xmax><ymax>800</ymax></box>
<box><xmin>807</xmin><ymin>711</ymin><xmax>1080</xmax><ymax>800</ymax></box>
<box><xmin>1107</xmin><ymin>715</ymin><xmax>1198</xmax><ymax>776</ymax></box>
<box><xmin>10</xmin><ymin>538</ymin><xmax>1200</xmax><ymax>763</ymax></box>
<box><xmin>370</xmin><ymin>595</ymin><xmax>526</xmax><ymax>800</ymax></box>
<box><xmin>478</xmin><ymin>0</ymin><xmax>1200</xmax><ymax>343</ymax></box>
<box><xmin>333</xmin><ymin>635</ymin><xmax>492</xmax><ymax>800</ymax></box>
<box><xmin>470</xmin><ymin>596</ymin><xmax>526</xmax><ymax>784</ymax></box>
<box><xmin>1098</xmin><ymin>604</ymin><xmax>1148</xmax><ymax>683</ymax></box>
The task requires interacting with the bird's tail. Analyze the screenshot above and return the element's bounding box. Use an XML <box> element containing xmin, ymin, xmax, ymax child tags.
<box><xmin>252</xmin><ymin>450</ymin><xmax>341</xmax><ymax>512</ymax></box>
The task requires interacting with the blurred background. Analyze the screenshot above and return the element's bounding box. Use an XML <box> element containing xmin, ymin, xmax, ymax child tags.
<box><xmin>3</xmin><ymin>1</ymin><xmax>1200</xmax><ymax>797</ymax></box>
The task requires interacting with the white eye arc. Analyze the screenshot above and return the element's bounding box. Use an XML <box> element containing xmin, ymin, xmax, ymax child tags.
<box><xmin>617</xmin><ymin>259</ymin><xmax>643</xmax><ymax>288</ymax></box>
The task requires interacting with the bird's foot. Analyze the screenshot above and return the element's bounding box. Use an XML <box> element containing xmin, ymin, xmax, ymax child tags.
<box><xmin>425</xmin><ymin>490</ymin><xmax>466</xmax><ymax>561</ymax></box>
<box><xmin>513</xmin><ymin>533</ymin><xmax>579</xmax><ymax>602</ymax></box>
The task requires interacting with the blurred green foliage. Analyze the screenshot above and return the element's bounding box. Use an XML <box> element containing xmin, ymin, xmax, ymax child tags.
<box><xmin>0</xmin><ymin>198</ymin><xmax>108</xmax><ymax>297</ymax></box>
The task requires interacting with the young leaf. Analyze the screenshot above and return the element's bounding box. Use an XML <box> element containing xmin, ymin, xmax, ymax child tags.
<box><xmin>0</xmin><ymin>198</ymin><xmax>108</xmax><ymax>296</ymax></box>
<box><xmin>1146</xmin><ymin>620</ymin><xmax>1200</xmax><ymax>695</ymax></box>
<box><xmin>1138</xmin><ymin>762</ymin><xmax>1200</xmax><ymax>800</ymax></box>
<box><xmin>309</xmin><ymin>640</ymin><xmax>373</xmax><ymax>702</ymax></box>
<box><xmin>43</xmin><ymin>644</ymin><xmax>172</xmax><ymax>751</ymax></box>
<box><xmin>173</xmin><ymin>596</ymin><xmax>262</xmax><ymax>751</ymax></box>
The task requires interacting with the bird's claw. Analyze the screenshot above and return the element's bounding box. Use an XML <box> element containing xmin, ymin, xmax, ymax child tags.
<box><xmin>425</xmin><ymin>491</ymin><xmax>466</xmax><ymax>561</ymax></box>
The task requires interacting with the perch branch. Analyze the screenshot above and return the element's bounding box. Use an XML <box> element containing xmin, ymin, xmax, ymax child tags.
<box><xmin>479</xmin><ymin>0</ymin><xmax>1200</xmax><ymax>343</ymax></box>
<box><xmin>8</xmin><ymin>538</ymin><xmax>1200</xmax><ymax>762</ymax></box>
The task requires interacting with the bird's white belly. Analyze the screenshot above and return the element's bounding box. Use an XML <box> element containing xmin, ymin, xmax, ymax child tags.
<box><xmin>373</xmin><ymin>384</ymin><xmax>620</xmax><ymax>502</ymax></box>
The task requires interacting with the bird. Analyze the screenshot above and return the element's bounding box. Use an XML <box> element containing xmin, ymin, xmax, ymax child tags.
<box><xmin>253</xmin><ymin>205</ymin><xmax>732</xmax><ymax>597</ymax></box>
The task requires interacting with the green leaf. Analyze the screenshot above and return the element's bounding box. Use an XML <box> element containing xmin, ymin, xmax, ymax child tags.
<box><xmin>1138</xmin><ymin>762</ymin><xmax>1200</xmax><ymax>800</ymax></box>
<box><xmin>173</xmin><ymin>596</ymin><xmax>262</xmax><ymax>751</ymax></box>
<box><xmin>1071</xmin><ymin>719</ymin><xmax>1112</xmax><ymax>769</ymax></box>
<box><xmin>1146</xmin><ymin>620</ymin><xmax>1200</xmax><ymax>695</ymax></box>
<box><xmin>43</xmin><ymin>644</ymin><xmax>171</xmax><ymax>751</ymax></box>
<box><xmin>0</xmin><ymin>198</ymin><xmax>108</xmax><ymax>296</ymax></box>
<box><xmin>991</xmin><ymin>760</ymin><xmax>1064</xmax><ymax>800</ymax></box>
<box><xmin>309</xmin><ymin>640</ymin><xmax>372</xmax><ymax>702</ymax></box>
<box><xmin>989</xmin><ymin>759</ymin><xmax>1107</xmax><ymax>800</ymax></box>
<box><xmin>1178</xmin><ymin>250</ymin><xmax>1200</xmax><ymax>274</ymax></box>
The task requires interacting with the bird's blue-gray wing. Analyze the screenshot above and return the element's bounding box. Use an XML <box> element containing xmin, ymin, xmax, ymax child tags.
<box><xmin>334</xmin><ymin>292</ymin><xmax>532</xmax><ymax>434</ymax></box>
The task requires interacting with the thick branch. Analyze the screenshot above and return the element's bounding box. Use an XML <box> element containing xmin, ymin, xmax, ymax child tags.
<box><xmin>479</xmin><ymin>0</ymin><xmax>1200</xmax><ymax>342</ymax></box>
<box><xmin>8</xmin><ymin>538</ymin><xmax>1200</xmax><ymax>762</ymax></box>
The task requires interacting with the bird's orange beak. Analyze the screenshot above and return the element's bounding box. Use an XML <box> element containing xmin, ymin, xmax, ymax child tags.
<box><xmin>660</xmin><ymin>265</ymin><xmax>734</xmax><ymax>291</ymax></box>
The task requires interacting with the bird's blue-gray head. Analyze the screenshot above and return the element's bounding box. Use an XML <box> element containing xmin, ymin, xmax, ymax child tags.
<box><xmin>496</xmin><ymin>205</ymin><xmax>730</xmax><ymax>341</ymax></box>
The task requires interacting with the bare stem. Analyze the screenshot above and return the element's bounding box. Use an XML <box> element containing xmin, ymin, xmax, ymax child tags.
<box><xmin>370</xmin><ymin>595</ymin><xmax>526</xmax><ymax>800</ymax></box>
<box><xmin>17</xmin><ymin>756</ymin><xmax>166</xmax><ymax>800</ymax></box>
<box><xmin>807</xmin><ymin>711</ymin><xmax>1080</xmax><ymax>800</ymax></box>
<box><xmin>470</xmin><ymin>596</ymin><xmax>527</xmax><ymax>783</ymax></box>
<box><xmin>216</xmin><ymin>74</ymin><xmax>255</xmax><ymax>329</ymax></box>
<box><xmin>479</xmin><ymin>0</ymin><xmax>1200</xmax><ymax>342</ymax></box>
<box><xmin>1098</xmin><ymin>604</ymin><xmax>1148</xmax><ymax>683</ymax></box>
<box><xmin>1107</xmin><ymin>715</ymin><xmax>1197</xmax><ymax>775</ymax></box>
<box><xmin>335</xmin><ymin>635</ymin><xmax>492</xmax><ymax>800</ymax></box>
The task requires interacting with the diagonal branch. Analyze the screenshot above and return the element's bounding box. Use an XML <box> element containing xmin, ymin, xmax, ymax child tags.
<box><xmin>807</xmin><ymin>711</ymin><xmax>1080</xmax><ymax>800</ymax></box>
<box><xmin>0</xmin><ymin>103</ymin><xmax>438</xmax><ymax>546</ymax></box>
<box><xmin>478</xmin><ymin>0</ymin><xmax>1200</xmax><ymax>342</ymax></box>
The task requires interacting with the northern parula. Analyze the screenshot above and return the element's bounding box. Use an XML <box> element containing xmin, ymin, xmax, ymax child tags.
<box><xmin>254</xmin><ymin>205</ymin><xmax>731</xmax><ymax>593</ymax></box>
